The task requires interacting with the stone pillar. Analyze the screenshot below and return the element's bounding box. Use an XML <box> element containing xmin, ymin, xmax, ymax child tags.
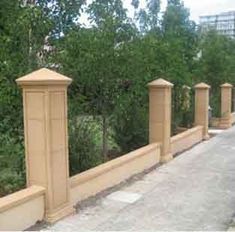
<box><xmin>16</xmin><ymin>68</ymin><xmax>74</xmax><ymax>223</ymax></box>
<box><xmin>194</xmin><ymin>83</ymin><xmax>210</xmax><ymax>140</ymax></box>
<box><xmin>148</xmin><ymin>78</ymin><xmax>173</xmax><ymax>163</ymax></box>
<box><xmin>220</xmin><ymin>83</ymin><xmax>233</xmax><ymax>129</ymax></box>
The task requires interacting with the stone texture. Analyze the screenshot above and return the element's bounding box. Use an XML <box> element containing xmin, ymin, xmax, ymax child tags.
<box><xmin>106</xmin><ymin>191</ymin><xmax>142</xmax><ymax>204</ymax></box>
<box><xmin>45</xmin><ymin>126</ymin><xmax>235</xmax><ymax>231</ymax></box>
<box><xmin>170</xmin><ymin>126</ymin><xmax>203</xmax><ymax>155</ymax></box>
<box><xmin>70</xmin><ymin>144</ymin><xmax>160</xmax><ymax>204</ymax></box>
<box><xmin>0</xmin><ymin>186</ymin><xmax>45</xmax><ymax>231</ymax></box>
<box><xmin>195</xmin><ymin>82</ymin><xmax>210</xmax><ymax>139</ymax></box>
<box><xmin>220</xmin><ymin>83</ymin><xmax>233</xmax><ymax>129</ymax></box>
<box><xmin>16</xmin><ymin>68</ymin><xmax>74</xmax><ymax>223</ymax></box>
<box><xmin>148</xmin><ymin>78</ymin><xmax>173</xmax><ymax>163</ymax></box>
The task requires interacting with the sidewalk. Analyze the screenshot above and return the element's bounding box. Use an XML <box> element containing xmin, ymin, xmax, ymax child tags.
<box><xmin>44</xmin><ymin>126</ymin><xmax>235</xmax><ymax>231</ymax></box>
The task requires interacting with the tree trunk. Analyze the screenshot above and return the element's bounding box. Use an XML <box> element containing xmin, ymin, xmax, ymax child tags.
<box><xmin>28</xmin><ymin>27</ymin><xmax>32</xmax><ymax>68</ymax></box>
<box><xmin>102</xmin><ymin>115</ymin><xmax>108</xmax><ymax>161</ymax></box>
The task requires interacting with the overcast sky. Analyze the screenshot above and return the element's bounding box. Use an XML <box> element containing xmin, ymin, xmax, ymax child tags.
<box><xmin>170</xmin><ymin>0</ymin><xmax>235</xmax><ymax>22</ymax></box>
<box><xmin>81</xmin><ymin>0</ymin><xmax>235</xmax><ymax>25</ymax></box>
<box><xmin>123</xmin><ymin>0</ymin><xmax>235</xmax><ymax>23</ymax></box>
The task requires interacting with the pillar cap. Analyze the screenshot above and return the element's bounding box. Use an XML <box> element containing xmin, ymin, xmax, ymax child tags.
<box><xmin>220</xmin><ymin>83</ymin><xmax>233</xmax><ymax>88</ymax></box>
<box><xmin>16</xmin><ymin>68</ymin><xmax>72</xmax><ymax>86</ymax></box>
<box><xmin>194</xmin><ymin>82</ymin><xmax>210</xmax><ymax>89</ymax></box>
<box><xmin>148</xmin><ymin>78</ymin><xmax>173</xmax><ymax>88</ymax></box>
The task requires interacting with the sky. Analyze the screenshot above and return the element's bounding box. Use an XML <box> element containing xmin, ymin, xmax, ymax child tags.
<box><xmin>171</xmin><ymin>0</ymin><xmax>235</xmax><ymax>22</ymax></box>
<box><xmin>123</xmin><ymin>0</ymin><xmax>235</xmax><ymax>23</ymax></box>
<box><xmin>81</xmin><ymin>0</ymin><xmax>235</xmax><ymax>25</ymax></box>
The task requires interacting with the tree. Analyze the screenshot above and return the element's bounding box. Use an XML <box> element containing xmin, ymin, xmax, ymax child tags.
<box><xmin>0</xmin><ymin>0</ymin><xmax>87</xmax><ymax>195</ymax></box>
<box><xmin>161</xmin><ymin>0</ymin><xmax>198</xmax><ymax>130</ymax></box>
<box><xmin>57</xmin><ymin>0</ymin><xmax>137</xmax><ymax>160</ymax></box>
<box><xmin>161</xmin><ymin>0</ymin><xmax>198</xmax><ymax>81</ymax></box>
<box><xmin>0</xmin><ymin>0</ymin><xmax>52</xmax><ymax>196</ymax></box>
<box><xmin>36</xmin><ymin>0</ymin><xmax>85</xmax><ymax>36</ymax></box>
<box><xmin>196</xmin><ymin>30</ymin><xmax>235</xmax><ymax>116</ymax></box>
<box><xmin>134</xmin><ymin>0</ymin><xmax>161</xmax><ymax>33</ymax></box>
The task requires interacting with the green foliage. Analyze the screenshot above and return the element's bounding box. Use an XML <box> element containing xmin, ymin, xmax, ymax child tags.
<box><xmin>1</xmin><ymin>0</ymin><xmax>235</xmax><ymax>197</ymax></box>
<box><xmin>0</xmin><ymin>0</ymin><xmax>84</xmax><ymax>196</ymax></box>
<box><xmin>112</xmin><ymin>91</ymin><xmax>148</xmax><ymax>153</ymax></box>
<box><xmin>0</xmin><ymin>134</ymin><xmax>25</xmax><ymax>197</ymax></box>
<box><xmin>172</xmin><ymin>85</ymin><xmax>194</xmax><ymax>134</ymax></box>
<box><xmin>0</xmin><ymin>170</ymin><xmax>25</xmax><ymax>197</ymax></box>
<box><xmin>195</xmin><ymin>30</ymin><xmax>235</xmax><ymax>117</ymax></box>
<box><xmin>0</xmin><ymin>2</ymin><xmax>46</xmax><ymax>197</ymax></box>
<box><xmin>197</xmin><ymin>30</ymin><xmax>235</xmax><ymax>87</ymax></box>
<box><xmin>160</xmin><ymin>0</ymin><xmax>197</xmax><ymax>130</ymax></box>
<box><xmin>69</xmin><ymin>117</ymin><xmax>103</xmax><ymax>176</ymax></box>
<box><xmin>57</xmin><ymin>0</ymin><xmax>138</xmax><ymax>159</ymax></box>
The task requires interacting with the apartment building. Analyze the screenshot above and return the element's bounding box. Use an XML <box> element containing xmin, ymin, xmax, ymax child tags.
<box><xmin>199</xmin><ymin>11</ymin><xmax>235</xmax><ymax>38</ymax></box>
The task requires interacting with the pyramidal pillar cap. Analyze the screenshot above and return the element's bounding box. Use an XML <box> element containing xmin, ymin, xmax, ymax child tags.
<box><xmin>194</xmin><ymin>82</ymin><xmax>210</xmax><ymax>89</ymax></box>
<box><xmin>220</xmin><ymin>83</ymin><xmax>233</xmax><ymax>88</ymax></box>
<box><xmin>148</xmin><ymin>78</ymin><xmax>173</xmax><ymax>88</ymax></box>
<box><xmin>16</xmin><ymin>68</ymin><xmax>72</xmax><ymax>86</ymax></box>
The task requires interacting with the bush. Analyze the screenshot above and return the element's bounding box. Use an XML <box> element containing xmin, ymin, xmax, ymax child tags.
<box><xmin>210</xmin><ymin>89</ymin><xmax>221</xmax><ymax>118</ymax></box>
<box><xmin>0</xmin><ymin>134</ymin><xmax>25</xmax><ymax>197</ymax></box>
<box><xmin>172</xmin><ymin>85</ymin><xmax>194</xmax><ymax>134</ymax></box>
<box><xmin>0</xmin><ymin>170</ymin><xmax>25</xmax><ymax>197</ymax></box>
<box><xmin>69</xmin><ymin>117</ymin><xmax>103</xmax><ymax>176</ymax></box>
<box><xmin>112</xmin><ymin>97</ymin><xmax>148</xmax><ymax>153</ymax></box>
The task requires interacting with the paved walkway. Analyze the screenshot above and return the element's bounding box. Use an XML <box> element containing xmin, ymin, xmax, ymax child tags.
<box><xmin>45</xmin><ymin>126</ymin><xmax>235</xmax><ymax>231</ymax></box>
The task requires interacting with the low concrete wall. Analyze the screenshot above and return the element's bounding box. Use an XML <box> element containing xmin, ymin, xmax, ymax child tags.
<box><xmin>211</xmin><ymin>115</ymin><xmax>235</xmax><ymax>128</ymax></box>
<box><xmin>210</xmin><ymin>117</ymin><xmax>221</xmax><ymax>128</ymax></box>
<box><xmin>171</xmin><ymin>126</ymin><xmax>203</xmax><ymax>156</ymax></box>
<box><xmin>231</xmin><ymin>113</ymin><xmax>235</xmax><ymax>124</ymax></box>
<box><xmin>70</xmin><ymin>143</ymin><xmax>160</xmax><ymax>205</ymax></box>
<box><xmin>0</xmin><ymin>186</ymin><xmax>45</xmax><ymax>231</ymax></box>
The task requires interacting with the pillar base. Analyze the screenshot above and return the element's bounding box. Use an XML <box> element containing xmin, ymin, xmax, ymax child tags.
<box><xmin>219</xmin><ymin>124</ymin><xmax>232</xmax><ymax>129</ymax></box>
<box><xmin>160</xmin><ymin>153</ymin><xmax>173</xmax><ymax>163</ymax></box>
<box><xmin>219</xmin><ymin>117</ymin><xmax>232</xmax><ymax>129</ymax></box>
<box><xmin>203</xmin><ymin>134</ymin><xmax>210</xmax><ymax>140</ymax></box>
<box><xmin>46</xmin><ymin>204</ymin><xmax>75</xmax><ymax>224</ymax></box>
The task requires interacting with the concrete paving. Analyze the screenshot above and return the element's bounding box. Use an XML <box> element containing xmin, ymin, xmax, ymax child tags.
<box><xmin>44</xmin><ymin>126</ymin><xmax>235</xmax><ymax>231</ymax></box>
<box><xmin>208</xmin><ymin>128</ymin><xmax>225</xmax><ymax>135</ymax></box>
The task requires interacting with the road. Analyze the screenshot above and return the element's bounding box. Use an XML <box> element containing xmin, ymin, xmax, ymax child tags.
<box><xmin>44</xmin><ymin>126</ymin><xmax>235</xmax><ymax>231</ymax></box>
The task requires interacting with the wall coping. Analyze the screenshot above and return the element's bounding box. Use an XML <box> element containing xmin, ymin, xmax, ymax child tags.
<box><xmin>70</xmin><ymin>143</ymin><xmax>160</xmax><ymax>188</ymax></box>
<box><xmin>171</xmin><ymin>126</ymin><xmax>203</xmax><ymax>143</ymax></box>
<box><xmin>0</xmin><ymin>186</ymin><xmax>45</xmax><ymax>213</ymax></box>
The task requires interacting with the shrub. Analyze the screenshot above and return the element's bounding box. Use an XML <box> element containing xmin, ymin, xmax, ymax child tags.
<box><xmin>210</xmin><ymin>89</ymin><xmax>221</xmax><ymax>118</ymax></box>
<box><xmin>0</xmin><ymin>134</ymin><xmax>25</xmax><ymax>197</ymax></box>
<box><xmin>69</xmin><ymin>117</ymin><xmax>103</xmax><ymax>176</ymax></box>
<box><xmin>112</xmin><ymin>97</ymin><xmax>148</xmax><ymax>153</ymax></box>
<box><xmin>172</xmin><ymin>85</ymin><xmax>194</xmax><ymax>134</ymax></box>
<box><xmin>0</xmin><ymin>170</ymin><xmax>25</xmax><ymax>197</ymax></box>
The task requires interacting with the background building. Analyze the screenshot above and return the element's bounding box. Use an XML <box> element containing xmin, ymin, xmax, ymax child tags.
<box><xmin>199</xmin><ymin>11</ymin><xmax>235</xmax><ymax>38</ymax></box>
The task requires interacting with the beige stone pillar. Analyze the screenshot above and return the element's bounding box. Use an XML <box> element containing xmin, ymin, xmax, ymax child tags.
<box><xmin>16</xmin><ymin>68</ymin><xmax>74</xmax><ymax>223</ymax></box>
<box><xmin>148</xmin><ymin>78</ymin><xmax>173</xmax><ymax>163</ymax></box>
<box><xmin>220</xmin><ymin>83</ymin><xmax>233</xmax><ymax>129</ymax></box>
<box><xmin>194</xmin><ymin>83</ymin><xmax>210</xmax><ymax>140</ymax></box>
